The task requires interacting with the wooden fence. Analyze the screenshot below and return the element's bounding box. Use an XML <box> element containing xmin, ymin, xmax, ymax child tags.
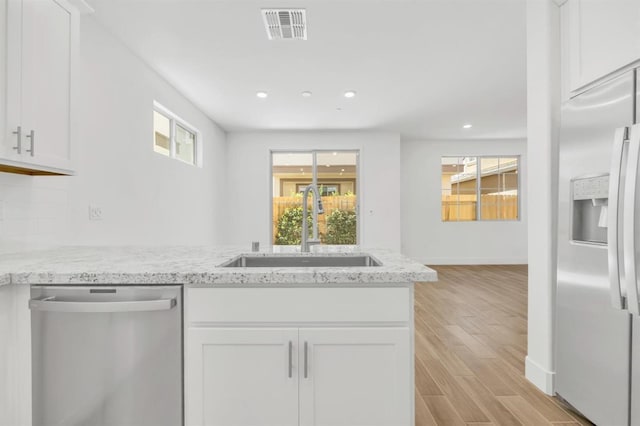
<box><xmin>273</xmin><ymin>196</ymin><xmax>357</xmax><ymax>243</ymax></box>
<box><xmin>442</xmin><ymin>194</ymin><xmax>518</xmax><ymax>221</ymax></box>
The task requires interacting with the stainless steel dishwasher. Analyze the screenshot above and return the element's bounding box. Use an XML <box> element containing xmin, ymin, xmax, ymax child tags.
<box><xmin>29</xmin><ymin>285</ymin><xmax>183</xmax><ymax>426</ymax></box>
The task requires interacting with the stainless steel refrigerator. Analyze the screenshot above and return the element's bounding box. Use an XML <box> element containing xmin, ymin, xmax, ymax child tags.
<box><xmin>556</xmin><ymin>68</ymin><xmax>640</xmax><ymax>425</ymax></box>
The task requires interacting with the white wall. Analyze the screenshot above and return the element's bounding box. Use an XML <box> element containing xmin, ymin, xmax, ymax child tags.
<box><xmin>525</xmin><ymin>0</ymin><xmax>560</xmax><ymax>395</ymax></box>
<box><xmin>0</xmin><ymin>16</ymin><xmax>227</xmax><ymax>248</ymax></box>
<box><xmin>401</xmin><ymin>139</ymin><xmax>528</xmax><ymax>264</ymax></box>
<box><xmin>224</xmin><ymin>131</ymin><xmax>401</xmax><ymax>251</ymax></box>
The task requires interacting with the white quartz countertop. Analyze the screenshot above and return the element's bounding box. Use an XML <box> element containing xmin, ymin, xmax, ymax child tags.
<box><xmin>0</xmin><ymin>245</ymin><xmax>437</xmax><ymax>286</ymax></box>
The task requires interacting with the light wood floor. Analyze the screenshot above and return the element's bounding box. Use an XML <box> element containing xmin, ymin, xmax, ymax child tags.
<box><xmin>414</xmin><ymin>265</ymin><xmax>593</xmax><ymax>426</ymax></box>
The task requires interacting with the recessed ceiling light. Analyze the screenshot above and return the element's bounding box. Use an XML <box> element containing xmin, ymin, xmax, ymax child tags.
<box><xmin>332</xmin><ymin>152</ymin><xmax>337</xmax><ymax>156</ymax></box>
<box><xmin>344</xmin><ymin>91</ymin><xmax>356</xmax><ymax>98</ymax></box>
<box><xmin>325</xmin><ymin>164</ymin><xmax>330</xmax><ymax>167</ymax></box>
<box><xmin>256</xmin><ymin>91</ymin><xmax>268</xmax><ymax>98</ymax></box>
<box><xmin>463</xmin><ymin>124</ymin><xmax>472</xmax><ymax>129</ymax></box>
<box><xmin>302</xmin><ymin>91</ymin><xmax>312</xmax><ymax>98</ymax></box>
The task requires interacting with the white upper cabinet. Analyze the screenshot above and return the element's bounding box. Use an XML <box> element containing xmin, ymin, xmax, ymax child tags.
<box><xmin>561</xmin><ymin>0</ymin><xmax>640</xmax><ymax>95</ymax></box>
<box><xmin>2</xmin><ymin>0</ymin><xmax>77</xmax><ymax>175</ymax></box>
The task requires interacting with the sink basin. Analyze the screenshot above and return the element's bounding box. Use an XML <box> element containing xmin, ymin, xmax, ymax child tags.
<box><xmin>220</xmin><ymin>254</ymin><xmax>382</xmax><ymax>268</ymax></box>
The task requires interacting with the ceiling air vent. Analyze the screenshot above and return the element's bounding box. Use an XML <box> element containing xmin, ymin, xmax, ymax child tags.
<box><xmin>262</xmin><ymin>9</ymin><xmax>307</xmax><ymax>40</ymax></box>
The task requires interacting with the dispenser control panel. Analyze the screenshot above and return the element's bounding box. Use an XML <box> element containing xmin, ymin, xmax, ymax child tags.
<box><xmin>573</xmin><ymin>175</ymin><xmax>609</xmax><ymax>200</ymax></box>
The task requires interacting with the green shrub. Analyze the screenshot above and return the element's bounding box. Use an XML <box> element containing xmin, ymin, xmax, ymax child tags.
<box><xmin>324</xmin><ymin>209</ymin><xmax>357</xmax><ymax>245</ymax></box>
<box><xmin>275</xmin><ymin>206</ymin><xmax>314</xmax><ymax>245</ymax></box>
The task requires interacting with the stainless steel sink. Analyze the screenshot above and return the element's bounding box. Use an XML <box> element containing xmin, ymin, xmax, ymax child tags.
<box><xmin>220</xmin><ymin>254</ymin><xmax>382</xmax><ymax>268</ymax></box>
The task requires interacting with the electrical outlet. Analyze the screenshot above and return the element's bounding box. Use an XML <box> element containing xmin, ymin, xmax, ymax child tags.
<box><xmin>88</xmin><ymin>204</ymin><xmax>103</xmax><ymax>221</ymax></box>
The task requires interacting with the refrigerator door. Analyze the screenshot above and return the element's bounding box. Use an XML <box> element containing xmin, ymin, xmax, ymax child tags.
<box><xmin>633</xmin><ymin>70</ymin><xmax>640</xmax><ymax>426</ymax></box>
<box><xmin>624</xmin><ymin>124</ymin><xmax>640</xmax><ymax>314</ymax></box>
<box><xmin>556</xmin><ymin>71</ymin><xmax>634</xmax><ymax>425</ymax></box>
<box><xmin>634</xmin><ymin>315</ymin><xmax>640</xmax><ymax>426</ymax></box>
<box><xmin>30</xmin><ymin>286</ymin><xmax>183</xmax><ymax>426</ymax></box>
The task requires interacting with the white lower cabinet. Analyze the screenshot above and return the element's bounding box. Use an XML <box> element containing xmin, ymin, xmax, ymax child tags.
<box><xmin>298</xmin><ymin>327</ymin><xmax>411</xmax><ymax>426</ymax></box>
<box><xmin>0</xmin><ymin>285</ymin><xmax>31</xmax><ymax>426</ymax></box>
<box><xmin>187</xmin><ymin>328</ymin><xmax>300</xmax><ymax>426</ymax></box>
<box><xmin>185</xmin><ymin>286</ymin><xmax>414</xmax><ymax>426</ymax></box>
<box><xmin>187</xmin><ymin>326</ymin><xmax>410</xmax><ymax>426</ymax></box>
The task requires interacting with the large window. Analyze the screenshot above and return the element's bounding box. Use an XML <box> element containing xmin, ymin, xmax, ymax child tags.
<box><xmin>271</xmin><ymin>151</ymin><xmax>359</xmax><ymax>245</ymax></box>
<box><xmin>442</xmin><ymin>156</ymin><xmax>519</xmax><ymax>221</ymax></box>
<box><xmin>153</xmin><ymin>102</ymin><xmax>200</xmax><ymax>166</ymax></box>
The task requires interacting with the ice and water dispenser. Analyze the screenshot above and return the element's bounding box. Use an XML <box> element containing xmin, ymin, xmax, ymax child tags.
<box><xmin>571</xmin><ymin>174</ymin><xmax>609</xmax><ymax>245</ymax></box>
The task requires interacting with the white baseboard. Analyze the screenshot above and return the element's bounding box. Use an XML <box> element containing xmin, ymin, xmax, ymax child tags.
<box><xmin>525</xmin><ymin>356</ymin><xmax>555</xmax><ymax>395</ymax></box>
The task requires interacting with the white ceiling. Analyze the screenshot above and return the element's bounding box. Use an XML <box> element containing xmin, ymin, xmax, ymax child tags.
<box><xmin>86</xmin><ymin>0</ymin><xmax>527</xmax><ymax>140</ymax></box>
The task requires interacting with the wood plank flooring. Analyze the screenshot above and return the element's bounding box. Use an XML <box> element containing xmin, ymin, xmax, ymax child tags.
<box><xmin>415</xmin><ymin>265</ymin><xmax>593</xmax><ymax>426</ymax></box>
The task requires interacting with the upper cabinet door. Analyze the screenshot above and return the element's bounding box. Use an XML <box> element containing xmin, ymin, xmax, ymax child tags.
<box><xmin>2</xmin><ymin>0</ymin><xmax>76</xmax><ymax>175</ymax></box>
<box><xmin>298</xmin><ymin>327</ymin><xmax>411</xmax><ymax>426</ymax></box>
<box><xmin>562</xmin><ymin>0</ymin><xmax>640</xmax><ymax>94</ymax></box>
<box><xmin>20</xmin><ymin>0</ymin><xmax>72</xmax><ymax>171</ymax></box>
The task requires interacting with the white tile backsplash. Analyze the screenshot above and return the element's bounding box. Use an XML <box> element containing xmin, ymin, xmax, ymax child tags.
<box><xmin>0</xmin><ymin>176</ymin><xmax>70</xmax><ymax>245</ymax></box>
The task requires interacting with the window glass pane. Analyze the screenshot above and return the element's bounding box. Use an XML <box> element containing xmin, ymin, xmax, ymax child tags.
<box><xmin>479</xmin><ymin>157</ymin><xmax>519</xmax><ymax>220</ymax></box>
<box><xmin>442</xmin><ymin>157</ymin><xmax>477</xmax><ymax>221</ymax></box>
<box><xmin>316</xmin><ymin>151</ymin><xmax>358</xmax><ymax>245</ymax></box>
<box><xmin>175</xmin><ymin>124</ymin><xmax>196</xmax><ymax>165</ymax></box>
<box><xmin>272</xmin><ymin>152</ymin><xmax>314</xmax><ymax>245</ymax></box>
<box><xmin>153</xmin><ymin>111</ymin><xmax>171</xmax><ymax>156</ymax></box>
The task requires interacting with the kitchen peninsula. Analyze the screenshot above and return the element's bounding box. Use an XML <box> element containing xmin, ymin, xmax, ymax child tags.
<box><xmin>1</xmin><ymin>245</ymin><xmax>436</xmax><ymax>426</ymax></box>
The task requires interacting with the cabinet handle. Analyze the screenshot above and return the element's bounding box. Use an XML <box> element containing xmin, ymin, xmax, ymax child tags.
<box><xmin>304</xmin><ymin>341</ymin><xmax>309</xmax><ymax>379</ymax></box>
<box><xmin>288</xmin><ymin>341</ymin><xmax>293</xmax><ymax>378</ymax></box>
<box><xmin>26</xmin><ymin>130</ymin><xmax>34</xmax><ymax>156</ymax></box>
<box><xmin>12</xmin><ymin>126</ymin><xmax>21</xmax><ymax>154</ymax></box>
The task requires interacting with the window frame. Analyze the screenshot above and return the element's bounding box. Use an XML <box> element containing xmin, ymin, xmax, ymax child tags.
<box><xmin>270</xmin><ymin>149</ymin><xmax>361</xmax><ymax>245</ymax></box>
<box><xmin>441</xmin><ymin>155</ymin><xmax>521</xmax><ymax>222</ymax></box>
<box><xmin>153</xmin><ymin>101</ymin><xmax>202</xmax><ymax>167</ymax></box>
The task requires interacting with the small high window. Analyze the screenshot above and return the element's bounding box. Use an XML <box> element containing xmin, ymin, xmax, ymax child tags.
<box><xmin>441</xmin><ymin>156</ymin><xmax>519</xmax><ymax>221</ymax></box>
<box><xmin>153</xmin><ymin>102</ymin><xmax>200</xmax><ymax>166</ymax></box>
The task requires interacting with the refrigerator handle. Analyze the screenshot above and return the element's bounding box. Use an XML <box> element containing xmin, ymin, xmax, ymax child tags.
<box><xmin>608</xmin><ymin>127</ymin><xmax>629</xmax><ymax>310</ymax></box>
<box><xmin>624</xmin><ymin>124</ymin><xmax>640</xmax><ymax>315</ymax></box>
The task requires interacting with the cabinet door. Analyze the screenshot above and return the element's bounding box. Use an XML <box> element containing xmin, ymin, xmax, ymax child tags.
<box><xmin>4</xmin><ymin>0</ymin><xmax>23</xmax><ymax>161</ymax></box>
<box><xmin>186</xmin><ymin>328</ymin><xmax>299</xmax><ymax>426</ymax></box>
<box><xmin>0</xmin><ymin>285</ymin><xmax>31</xmax><ymax>426</ymax></box>
<box><xmin>20</xmin><ymin>0</ymin><xmax>72</xmax><ymax>171</ymax></box>
<box><xmin>299</xmin><ymin>328</ymin><xmax>411</xmax><ymax>426</ymax></box>
<box><xmin>563</xmin><ymin>0</ymin><xmax>640</xmax><ymax>92</ymax></box>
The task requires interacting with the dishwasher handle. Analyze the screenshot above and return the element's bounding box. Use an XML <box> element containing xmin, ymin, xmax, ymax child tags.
<box><xmin>28</xmin><ymin>297</ymin><xmax>177</xmax><ymax>313</ymax></box>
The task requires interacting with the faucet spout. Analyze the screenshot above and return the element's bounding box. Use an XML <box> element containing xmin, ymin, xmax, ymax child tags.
<box><xmin>301</xmin><ymin>184</ymin><xmax>324</xmax><ymax>252</ymax></box>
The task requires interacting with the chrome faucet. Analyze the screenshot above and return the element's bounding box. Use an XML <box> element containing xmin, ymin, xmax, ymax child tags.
<box><xmin>301</xmin><ymin>184</ymin><xmax>324</xmax><ymax>252</ymax></box>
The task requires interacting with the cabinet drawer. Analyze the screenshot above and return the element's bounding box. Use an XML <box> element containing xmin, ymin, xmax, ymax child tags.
<box><xmin>187</xmin><ymin>287</ymin><xmax>411</xmax><ymax>324</ymax></box>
